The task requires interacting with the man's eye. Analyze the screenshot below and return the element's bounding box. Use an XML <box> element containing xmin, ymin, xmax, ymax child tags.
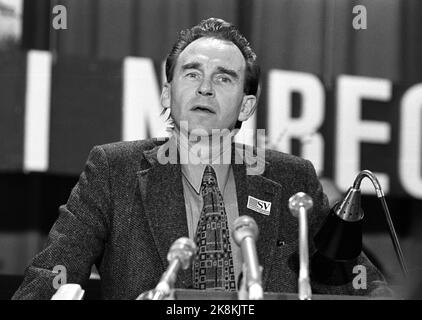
<box><xmin>186</xmin><ymin>72</ymin><xmax>199</xmax><ymax>79</ymax></box>
<box><xmin>217</xmin><ymin>76</ymin><xmax>232</xmax><ymax>83</ymax></box>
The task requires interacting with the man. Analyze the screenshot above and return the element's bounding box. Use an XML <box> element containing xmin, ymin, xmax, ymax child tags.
<box><xmin>13</xmin><ymin>18</ymin><xmax>390</xmax><ymax>299</ymax></box>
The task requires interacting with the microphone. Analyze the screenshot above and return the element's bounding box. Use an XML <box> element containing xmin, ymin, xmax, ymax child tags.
<box><xmin>51</xmin><ymin>284</ymin><xmax>85</xmax><ymax>300</ymax></box>
<box><xmin>232</xmin><ymin>215</ymin><xmax>263</xmax><ymax>300</ymax></box>
<box><xmin>289</xmin><ymin>192</ymin><xmax>313</xmax><ymax>300</ymax></box>
<box><xmin>137</xmin><ymin>237</ymin><xmax>197</xmax><ymax>300</ymax></box>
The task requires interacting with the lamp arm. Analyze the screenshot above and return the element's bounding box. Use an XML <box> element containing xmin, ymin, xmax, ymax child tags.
<box><xmin>353</xmin><ymin>170</ymin><xmax>384</xmax><ymax>198</ymax></box>
<box><xmin>379</xmin><ymin>196</ymin><xmax>408</xmax><ymax>277</ymax></box>
<box><xmin>353</xmin><ymin>170</ymin><xmax>408</xmax><ymax>277</ymax></box>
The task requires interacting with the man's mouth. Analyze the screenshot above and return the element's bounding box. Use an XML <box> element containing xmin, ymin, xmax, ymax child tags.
<box><xmin>191</xmin><ymin>105</ymin><xmax>215</xmax><ymax>114</ymax></box>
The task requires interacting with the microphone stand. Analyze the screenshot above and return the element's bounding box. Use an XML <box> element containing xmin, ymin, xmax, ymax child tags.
<box><xmin>232</xmin><ymin>216</ymin><xmax>264</xmax><ymax>300</ymax></box>
<box><xmin>289</xmin><ymin>192</ymin><xmax>313</xmax><ymax>300</ymax></box>
<box><xmin>136</xmin><ymin>237</ymin><xmax>197</xmax><ymax>300</ymax></box>
<box><xmin>151</xmin><ymin>258</ymin><xmax>181</xmax><ymax>300</ymax></box>
<box><xmin>298</xmin><ymin>204</ymin><xmax>312</xmax><ymax>300</ymax></box>
<box><xmin>237</xmin><ymin>263</ymin><xmax>264</xmax><ymax>300</ymax></box>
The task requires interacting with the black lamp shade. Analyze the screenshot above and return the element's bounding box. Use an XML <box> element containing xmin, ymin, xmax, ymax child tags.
<box><xmin>314</xmin><ymin>204</ymin><xmax>363</xmax><ymax>261</ymax></box>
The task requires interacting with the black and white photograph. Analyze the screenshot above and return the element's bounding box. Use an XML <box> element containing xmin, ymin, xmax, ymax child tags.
<box><xmin>0</xmin><ymin>0</ymin><xmax>422</xmax><ymax>305</ymax></box>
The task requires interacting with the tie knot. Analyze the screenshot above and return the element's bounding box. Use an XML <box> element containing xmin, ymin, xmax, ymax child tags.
<box><xmin>201</xmin><ymin>165</ymin><xmax>217</xmax><ymax>187</ymax></box>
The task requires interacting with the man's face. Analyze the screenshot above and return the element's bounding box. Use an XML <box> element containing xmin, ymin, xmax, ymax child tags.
<box><xmin>161</xmin><ymin>37</ymin><xmax>256</xmax><ymax>135</ymax></box>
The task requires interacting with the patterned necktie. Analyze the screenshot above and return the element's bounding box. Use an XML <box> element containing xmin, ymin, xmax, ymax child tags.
<box><xmin>193</xmin><ymin>165</ymin><xmax>236</xmax><ymax>291</ymax></box>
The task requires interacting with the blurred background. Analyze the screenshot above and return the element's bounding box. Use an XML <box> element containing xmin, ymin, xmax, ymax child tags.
<box><xmin>1</xmin><ymin>0</ymin><xmax>422</xmax><ymax>298</ymax></box>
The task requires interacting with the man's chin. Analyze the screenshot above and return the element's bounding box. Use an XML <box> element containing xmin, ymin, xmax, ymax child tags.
<box><xmin>176</xmin><ymin>122</ymin><xmax>214</xmax><ymax>136</ymax></box>
<box><xmin>189</xmin><ymin>127</ymin><xmax>214</xmax><ymax>138</ymax></box>
<box><xmin>175</xmin><ymin>120</ymin><xmax>236</xmax><ymax>137</ymax></box>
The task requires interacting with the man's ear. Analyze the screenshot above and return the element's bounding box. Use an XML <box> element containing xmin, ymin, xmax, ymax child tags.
<box><xmin>161</xmin><ymin>83</ymin><xmax>171</xmax><ymax>109</ymax></box>
<box><xmin>238</xmin><ymin>95</ymin><xmax>257</xmax><ymax>122</ymax></box>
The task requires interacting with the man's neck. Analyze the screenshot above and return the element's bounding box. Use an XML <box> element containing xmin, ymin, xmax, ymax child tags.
<box><xmin>172</xmin><ymin>126</ymin><xmax>235</xmax><ymax>165</ymax></box>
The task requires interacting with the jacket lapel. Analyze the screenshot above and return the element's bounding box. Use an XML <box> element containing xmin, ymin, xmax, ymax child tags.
<box><xmin>232</xmin><ymin>150</ymin><xmax>283</xmax><ymax>291</ymax></box>
<box><xmin>136</xmin><ymin>141</ymin><xmax>193</xmax><ymax>289</ymax></box>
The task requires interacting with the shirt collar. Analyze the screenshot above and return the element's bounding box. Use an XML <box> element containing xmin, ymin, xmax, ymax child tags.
<box><xmin>182</xmin><ymin>162</ymin><xmax>230</xmax><ymax>195</ymax></box>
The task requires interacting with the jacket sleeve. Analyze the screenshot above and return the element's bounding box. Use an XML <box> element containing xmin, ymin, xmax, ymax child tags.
<box><xmin>12</xmin><ymin>146</ymin><xmax>111</xmax><ymax>300</ymax></box>
<box><xmin>303</xmin><ymin>160</ymin><xmax>394</xmax><ymax>297</ymax></box>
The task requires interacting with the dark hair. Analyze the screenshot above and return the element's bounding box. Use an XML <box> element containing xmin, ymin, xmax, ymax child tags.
<box><xmin>165</xmin><ymin>18</ymin><xmax>260</xmax><ymax>96</ymax></box>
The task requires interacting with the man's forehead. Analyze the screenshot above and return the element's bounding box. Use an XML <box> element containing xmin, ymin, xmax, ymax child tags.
<box><xmin>176</xmin><ymin>37</ymin><xmax>246</xmax><ymax>72</ymax></box>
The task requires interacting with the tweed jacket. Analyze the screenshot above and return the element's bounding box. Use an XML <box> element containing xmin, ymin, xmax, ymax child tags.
<box><xmin>13</xmin><ymin>138</ymin><xmax>390</xmax><ymax>299</ymax></box>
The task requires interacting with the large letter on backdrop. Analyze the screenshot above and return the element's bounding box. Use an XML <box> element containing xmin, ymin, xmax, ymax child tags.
<box><xmin>23</xmin><ymin>50</ymin><xmax>52</xmax><ymax>173</ymax></box>
<box><xmin>267</xmin><ymin>70</ymin><xmax>325</xmax><ymax>175</ymax></box>
<box><xmin>335</xmin><ymin>75</ymin><xmax>391</xmax><ymax>194</ymax></box>
<box><xmin>122</xmin><ymin>57</ymin><xmax>168</xmax><ymax>141</ymax></box>
<box><xmin>399</xmin><ymin>84</ymin><xmax>422</xmax><ymax>198</ymax></box>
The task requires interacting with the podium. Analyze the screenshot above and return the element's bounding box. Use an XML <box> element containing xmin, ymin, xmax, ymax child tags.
<box><xmin>173</xmin><ymin>289</ymin><xmax>391</xmax><ymax>300</ymax></box>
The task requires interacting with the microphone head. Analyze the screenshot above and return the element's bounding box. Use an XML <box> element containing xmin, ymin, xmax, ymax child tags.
<box><xmin>232</xmin><ymin>215</ymin><xmax>259</xmax><ymax>246</ymax></box>
<box><xmin>288</xmin><ymin>192</ymin><xmax>313</xmax><ymax>218</ymax></box>
<box><xmin>167</xmin><ymin>237</ymin><xmax>197</xmax><ymax>270</ymax></box>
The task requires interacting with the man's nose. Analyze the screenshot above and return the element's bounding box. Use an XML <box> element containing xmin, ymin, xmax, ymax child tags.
<box><xmin>196</xmin><ymin>78</ymin><xmax>215</xmax><ymax>97</ymax></box>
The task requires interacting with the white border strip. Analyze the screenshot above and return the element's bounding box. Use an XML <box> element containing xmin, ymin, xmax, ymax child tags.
<box><xmin>23</xmin><ymin>50</ymin><xmax>52</xmax><ymax>172</ymax></box>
